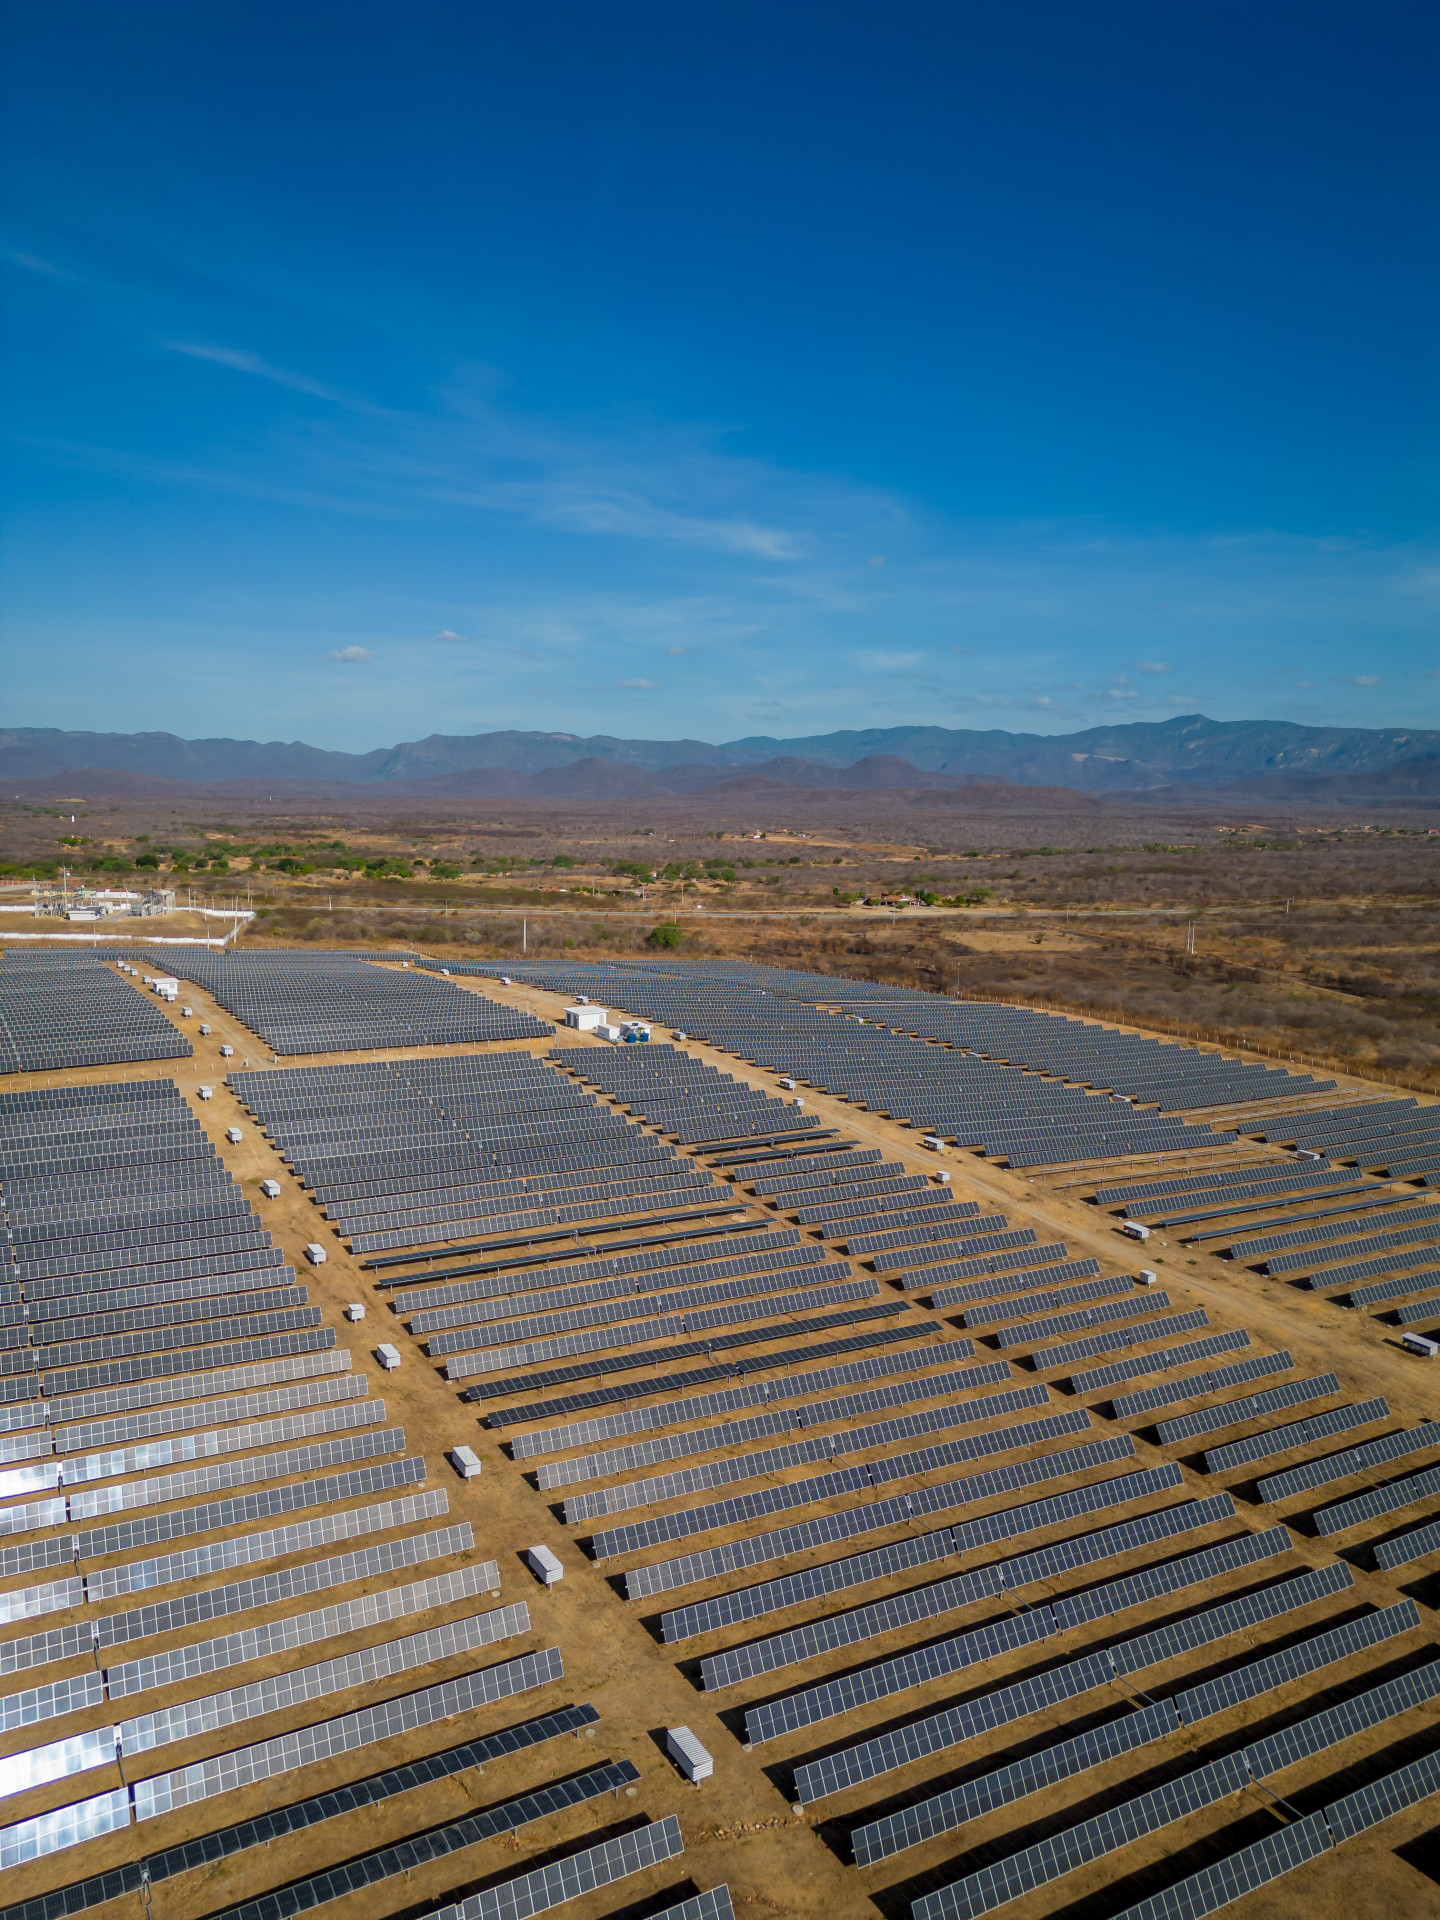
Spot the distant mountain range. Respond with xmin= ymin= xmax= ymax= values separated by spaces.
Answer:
xmin=3 ymin=716 xmax=1437 ymax=800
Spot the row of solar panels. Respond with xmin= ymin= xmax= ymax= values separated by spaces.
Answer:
xmin=0 ymin=954 xmax=192 ymax=1072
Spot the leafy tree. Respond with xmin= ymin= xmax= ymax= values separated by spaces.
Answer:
xmin=647 ymin=922 xmax=683 ymax=949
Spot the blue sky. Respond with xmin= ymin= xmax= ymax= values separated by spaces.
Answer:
xmin=2 ymin=0 xmax=1436 ymax=749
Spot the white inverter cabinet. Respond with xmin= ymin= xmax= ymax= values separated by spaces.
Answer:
xmin=666 ymin=1726 xmax=714 ymax=1783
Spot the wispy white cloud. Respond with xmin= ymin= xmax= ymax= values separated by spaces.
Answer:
xmin=1349 ymin=674 xmax=1382 ymax=686
xmin=1135 ymin=660 xmax=1171 ymax=672
xmin=621 ymin=677 xmax=661 ymax=690
xmin=326 ymin=645 xmax=373 ymax=662
xmin=435 ymin=629 xmax=466 ymax=642
xmin=161 ymin=340 xmax=369 ymax=408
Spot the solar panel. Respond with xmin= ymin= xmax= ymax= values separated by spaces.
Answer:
xmin=415 ymin=1816 xmax=685 ymax=1920
xmin=535 ymin=1363 xmax=1019 ymax=1486
xmin=565 ymin=1390 xmax=1066 ymax=1524
xmin=589 ymin=1418 xmax=1102 ymax=1561
xmin=132 ymin=1645 xmax=565 ymax=1818
xmin=462 ymin=1301 xmax=913 ymax=1400
xmin=68 ymin=1421 xmax=401 ymax=1517
xmin=0 ymin=1703 xmax=596 ymax=1908
xmin=55 ymin=1376 xmax=369 ymax=1458
xmin=665 ymin=1495 xmax=1235 ymax=1643
xmin=90 ymin=1526 xmax=481 ymax=1655
xmin=1029 ymin=1309 xmax=1210 ymax=1373
xmin=430 ymin=1273 xmax=870 ymax=1364
xmin=0 ymin=1790 xmax=131 ymax=1875
xmin=1375 ymin=1516 xmax=1440 ymax=1570
xmin=107 ymin=1565 xmax=505 ymax=1696
xmin=197 ymin=1760 xmax=645 ymax=1920
xmin=1203 ymin=1395 xmax=1386 ymax=1473
xmin=702 ymin=1517 xmax=1277 ymax=1692
xmin=517 ymin=1345 xmax=991 ymax=1460
xmin=115 ymin=1603 xmax=531 ymax=1762
xmin=958 ymin=1274 xmax=1131 ymax=1324
xmin=1107 ymin=1748 xmax=1440 ymax=1920
xmin=1315 ymin=1458 xmax=1440 ymax=1537
xmin=87 ymin=1487 xmax=450 ymax=1600
xmin=851 ymin=1596 xmax=1418 ymax=1865
xmin=1069 ymin=1329 xmax=1251 ymax=1397
xmin=791 ymin=1561 xmax=1350 ymax=1800
xmin=1111 ymin=1351 xmax=1293 ymax=1422
xmin=1258 ymin=1419 xmax=1440 ymax=1504
xmin=1156 ymin=1373 xmax=1339 ymax=1447
xmin=0 ymin=1673 xmax=105 ymax=1734
xmin=488 ymin=1325 xmax=964 ymax=1430
xmin=749 ymin=1554 xmax=1350 ymax=1749
xmin=913 ymin=1660 xmax=1440 ymax=1920
xmin=74 ymin=1452 xmax=425 ymax=1561
xmin=627 ymin=1456 xmax=1171 ymax=1601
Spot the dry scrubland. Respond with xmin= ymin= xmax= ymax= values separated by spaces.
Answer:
xmin=4 ymin=785 xmax=1439 ymax=1089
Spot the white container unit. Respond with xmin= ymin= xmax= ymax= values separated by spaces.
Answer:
xmin=197 ymin=1085 xmax=214 ymax=1101
xmin=666 ymin=1726 xmax=714 ymax=1783
xmin=921 ymin=1134 xmax=946 ymax=1153
xmin=199 ymin=1024 xmax=212 ymax=1036
xmin=260 ymin=1178 xmax=281 ymax=1198
xmin=303 ymin=1243 xmax=327 ymax=1266
xmin=1401 ymin=1332 xmax=1439 ymax=1359
xmin=451 ymin=1446 xmax=482 ymax=1481
xmin=181 ymin=1006 xmax=194 ymax=1018
xmin=1120 ymin=1220 xmax=1151 ymax=1242
xmin=219 ymin=1045 xmax=234 ymax=1059
xmin=225 ymin=1127 xmax=244 ymax=1144
xmin=1137 ymin=1268 xmax=1159 ymax=1287
xmin=527 ymin=1544 xmax=564 ymax=1587
xmin=564 ymin=1005 xmax=607 ymax=1030
xmin=376 ymin=1343 xmax=402 ymax=1372
xmin=594 ymin=1023 xmax=624 ymax=1042
xmin=344 ymin=1302 xmax=366 ymax=1322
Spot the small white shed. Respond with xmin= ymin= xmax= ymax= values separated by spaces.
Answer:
xmin=666 ymin=1726 xmax=714 ymax=1783
xmin=527 ymin=1544 xmax=564 ymax=1587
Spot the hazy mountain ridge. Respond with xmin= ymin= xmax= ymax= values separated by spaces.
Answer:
xmin=3 ymin=716 xmax=1436 ymax=793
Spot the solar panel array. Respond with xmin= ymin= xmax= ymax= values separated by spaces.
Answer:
xmin=749 ymin=1559 xmax=1355 ymax=1747
xmin=136 ymin=948 xmax=552 ymax=1053
xmin=0 ymin=1076 xmax=613 ymax=1920
xmin=0 ymin=947 xmax=1398 ymax=1920
xmin=1204 ymin=1394 xmax=1387 ymax=1473
xmin=912 ymin=1658 xmax=1440 ymax=1918
xmin=1112 ymin=1349 xmax=1295 ymax=1422
xmin=417 ymin=1815 xmax=685 ymax=1920
xmin=625 ymin=1455 xmax=1176 ymax=1599
xmin=704 ymin=1518 xmax=1280 ymax=1693
xmin=1315 ymin=1458 xmax=1440 ymax=1537
xmin=791 ymin=1561 xmax=1355 ymax=1800
xmin=1258 ymin=1418 xmax=1440 ymax=1504
xmin=851 ymin=1596 xmax=1421 ymax=1864
xmin=565 ymin=1392 xmax=1074 ymax=1524
xmin=1107 ymin=1750 xmax=1440 ymax=1920
xmin=0 ymin=1082 xmax=327 ymax=1397
xmin=589 ymin=1420 xmax=1106 ymax=1561
xmin=535 ymin=1361 xmax=1022 ymax=1486
xmin=0 ymin=1704 xmax=600 ymax=1918
xmin=0 ymin=952 xmax=192 ymax=1072
xmin=1156 ymin=1371 xmax=1338 ymax=1445
xmin=664 ymin=1493 xmax=1238 ymax=1643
